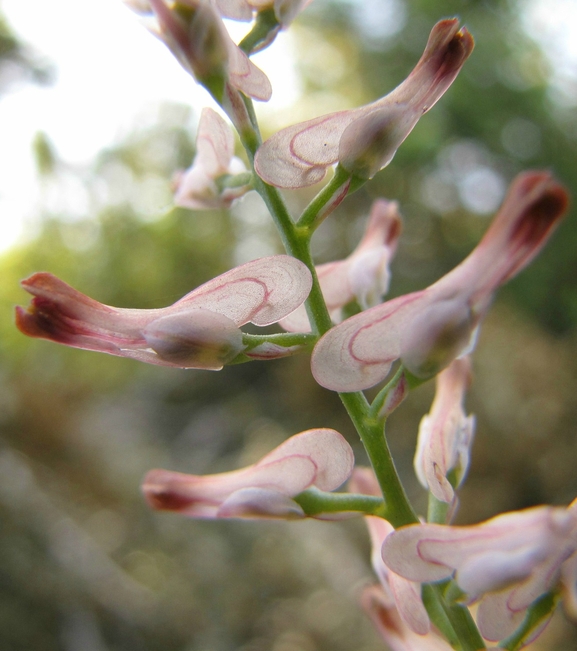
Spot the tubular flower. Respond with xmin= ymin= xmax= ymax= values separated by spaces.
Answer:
xmin=214 ymin=0 xmax=314 ymax=27
xmin=311 ymin=171 xmax=570 ymax=392
xmin=174 ymin=107 xmax=251 ymax=210
xmin=414 ymin=357 xmax=475 ymax=504
xmin=361 ymin=586 xmax=454 ymax=651
xmin=143 ymin=428 xmax=355 ymax=519
xmin=280 ymin=199 xmax=402 ymax=332
xmin=15 ymin=256 xmax=312 ymax=370
xmin=382 ymin=501 xmax=577 ymax=642
xmin=124 ymin=0 xmax=271 ymax=100
xmin=350 ymin=468 xmax=430 ymax=635
xmin=254 ymin=19 xmax=474 ymax=189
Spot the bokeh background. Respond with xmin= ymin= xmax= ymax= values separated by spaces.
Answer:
xmin=1 ymin=0 xmax=577 ymax=649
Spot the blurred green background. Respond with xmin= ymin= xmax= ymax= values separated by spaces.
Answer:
xmin=1 ymin=0 xmax=577 ymax=649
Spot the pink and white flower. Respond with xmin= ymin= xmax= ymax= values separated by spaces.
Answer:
xmin=15 ymin=256 xmax=311 ymax=369
xmin=361 ymin=585 xmax=454 ymax=651
xmin=350 ymin=468 xmax=430 ymax=635
xmin=311 ymin=171 xmax=569 ymax=392
xmin=414 ymin=357 xmax=475 ymax=504
xmin=174 ymin=107 xmax=251 ymax=210
xmin=254 ymin=19 xmax=474 ymax=189
xmin=143 ymin=428 xmax=354 ymax=519
xmin=382 ymin=501 xmax=577 ymax=642
xmin=125 ymin=0 xmax=272 ymax=100
xmin=279 ymin=199 xmax=402 ymax=332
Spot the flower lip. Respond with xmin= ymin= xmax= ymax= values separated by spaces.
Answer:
xmin=508 ymin=172 xmax=569 ymax=253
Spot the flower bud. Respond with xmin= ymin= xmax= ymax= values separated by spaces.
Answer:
xmin=148 ymin=0 xmax=228 ymax=80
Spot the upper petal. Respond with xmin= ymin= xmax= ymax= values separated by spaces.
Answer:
xmin=311 ymin=291 xmax=426 ymax=391
xmin=195 ymin=107 xmax=236 ymax=176
xmin=177 ymin=255 xmax=312 ymax=326
xmin=255 ymin=111 xmax=357 ymax=189
xmin=259 ymin=428 xmax=355 ymax=491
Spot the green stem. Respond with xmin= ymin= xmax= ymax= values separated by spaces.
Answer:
xmin=242 ymin=332 xmax=317 ymax=350
xmin=297 ymin=164 xmax=353 ymax=231
xmin=229 ymin=332 xmax=317 ymax=365
xmin=239 ymin=100 xmax=333 ymax=336
xmin=339 ymin=391 xmax=418 ymax=528
xmin=424 ymin=583 xmax=486 ymax=651
xmin=238 ymin=8 xmax=280 ymax=55
xmin=428 ymin=492 xmax=451 ymax=524
xmin=294 ymin=488 xmax=384 ymax=517
xmin=368 ymin=365 xmax=406 ymax=419
xmin=500 ymin=591 xmax=558 ymax=651
xmin=422 ymin=584 xmax=463 ymax=650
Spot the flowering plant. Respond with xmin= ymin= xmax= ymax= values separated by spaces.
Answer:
xmin=15 ymin=2 xmax=573 ymax=650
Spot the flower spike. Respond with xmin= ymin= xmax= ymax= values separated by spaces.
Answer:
xmin=311 ymin=171 xmax=569 ymax=392
xmin=16 ymin=256 xmax=312 ymax=369
xmin=280 ymin=199 xmax=402 ymax=332
xmin=143 ymin=428 xmax=355 ymax=519
xmin=254 ymin=19 xmax=474 ymax=189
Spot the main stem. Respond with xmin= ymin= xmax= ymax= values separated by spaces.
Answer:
xmin=237 ymin=97 xmax=484 ymax=650
xmin=239 ymin=103 xmax=417 ymax=526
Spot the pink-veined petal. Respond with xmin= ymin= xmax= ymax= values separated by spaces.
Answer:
xmin=361 ymin=585 xmax=453 ymax=651
xmin=261 ymin=428 xmax=354 ymax=491
xmin=225 ymin=36 xmax=272 ymax=100
xmin=142 ymin=456 xmax=318 ymax=517
xmin=174 ymin=108 xmax=252 ymax=209
xmin=382 ymin=507 xmax=577 ymax=601
xmin=349 ymin=468 xmax=430 ymax=635
xmin=197 ymin=107 xmax=236 ymax=176
xmin=142 ymin=428 xmax=354 ymax=520
xmin=179 ymin=255 xmax=312 ymax=326
xmin=16 ymin=256 xmax=312 ymax=367
xmin=136 ymin=0 xmax=272 ymax=100
xmin=414 ymin=358 xmax=475 ymax=503
xmin=254 ymin=19 xmax=473 ymax=188
xmin=311 ymin=291 xmax=426 ymax=391
xmin=388 ymin=571 xmax=430 ymax=636
xmin=311 ymin=172 xmax=569 ymax=392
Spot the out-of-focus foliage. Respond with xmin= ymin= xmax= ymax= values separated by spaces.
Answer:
xmin=0 ymin=10 xmax=52 ymax=95
xmin=1 ymin=1 xmax=577 ymax=650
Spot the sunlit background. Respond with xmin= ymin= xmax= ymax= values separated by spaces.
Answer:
xmin=1 ymin=0 xmax=577 ymax=649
